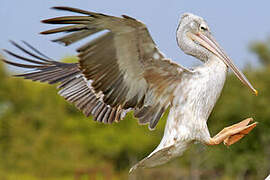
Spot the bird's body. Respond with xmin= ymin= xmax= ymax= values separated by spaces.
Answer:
xmin=161 ymin=56 xmax=227 ymax=148
xmin=1 ymin=7 xmax=257 ymax=172
xmin=131 ymin=56 xmax=228 ymax=170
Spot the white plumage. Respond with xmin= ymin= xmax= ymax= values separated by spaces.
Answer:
xmin=1 ymin=7 xmax=258 ymax=173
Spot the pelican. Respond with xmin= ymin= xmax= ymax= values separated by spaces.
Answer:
xmin=1 ymin=7 xmax=258 ymax=173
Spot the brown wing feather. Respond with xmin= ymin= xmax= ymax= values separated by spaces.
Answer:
xmin=40 ymin=7 xmax=187 ymax=130
xmin=1 ymin=42 xmax=126 ymax=124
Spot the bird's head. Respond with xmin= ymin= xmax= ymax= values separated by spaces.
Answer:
xmin=177 ymin=13 xmax=211 ymax=62
xmin=176 ymin=13 xmax=257 ymax=95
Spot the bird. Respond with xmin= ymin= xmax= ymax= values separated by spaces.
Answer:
xmin=1 ymin=7 xmax=258 ymax=173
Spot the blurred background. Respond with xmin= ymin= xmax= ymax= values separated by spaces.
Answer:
xmin=1 ymin=0 xmax=270 ymax=179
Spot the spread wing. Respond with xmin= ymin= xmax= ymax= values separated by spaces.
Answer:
xmin=1 ymin=41 xmax=127 ymax=123
xmin=2 ymin=7 xmax=192 ymax=130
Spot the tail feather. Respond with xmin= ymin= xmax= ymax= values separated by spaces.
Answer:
xmin=129 ymin=145 xmax=176 ymax=174
xmin=129 ymin=141 xmax=190 ymax=173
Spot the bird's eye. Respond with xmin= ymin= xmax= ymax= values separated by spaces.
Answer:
xmin=200 ymin=25 xmax=207 ymax=31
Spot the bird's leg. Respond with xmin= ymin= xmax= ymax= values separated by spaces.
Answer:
xmin=207 ymin=118 xmax=257 ymax=146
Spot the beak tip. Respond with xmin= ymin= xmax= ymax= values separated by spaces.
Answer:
xmin=254 ymin=89 xmax=258 ymax=96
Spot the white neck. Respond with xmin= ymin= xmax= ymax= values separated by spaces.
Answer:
xmin=185 ymin=55 xmax=228 ymax=121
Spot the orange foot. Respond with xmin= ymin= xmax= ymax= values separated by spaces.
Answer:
xmin=207 ymin=118 xmax=257 ymax=146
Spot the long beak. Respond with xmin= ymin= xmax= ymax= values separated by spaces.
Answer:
xmin=187 ymin=31 xmax=258 ymax=95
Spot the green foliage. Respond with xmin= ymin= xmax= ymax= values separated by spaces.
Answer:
xmin=1 ymin=40 xmax=270 ymax=179
xmin=250 ymin=38 xmax=270 ymax=65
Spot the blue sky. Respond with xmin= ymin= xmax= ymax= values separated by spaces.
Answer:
xmin=0 ymin=0 xmax=269 ymax=68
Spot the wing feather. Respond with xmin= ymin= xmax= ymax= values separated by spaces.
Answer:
xmin=2 ymin=7 xmax=192 ymax=130
xmin=1 ymin=42 xmax=126 ymax=124
xmin=40 ymin=7 xmax=190 ymax=129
